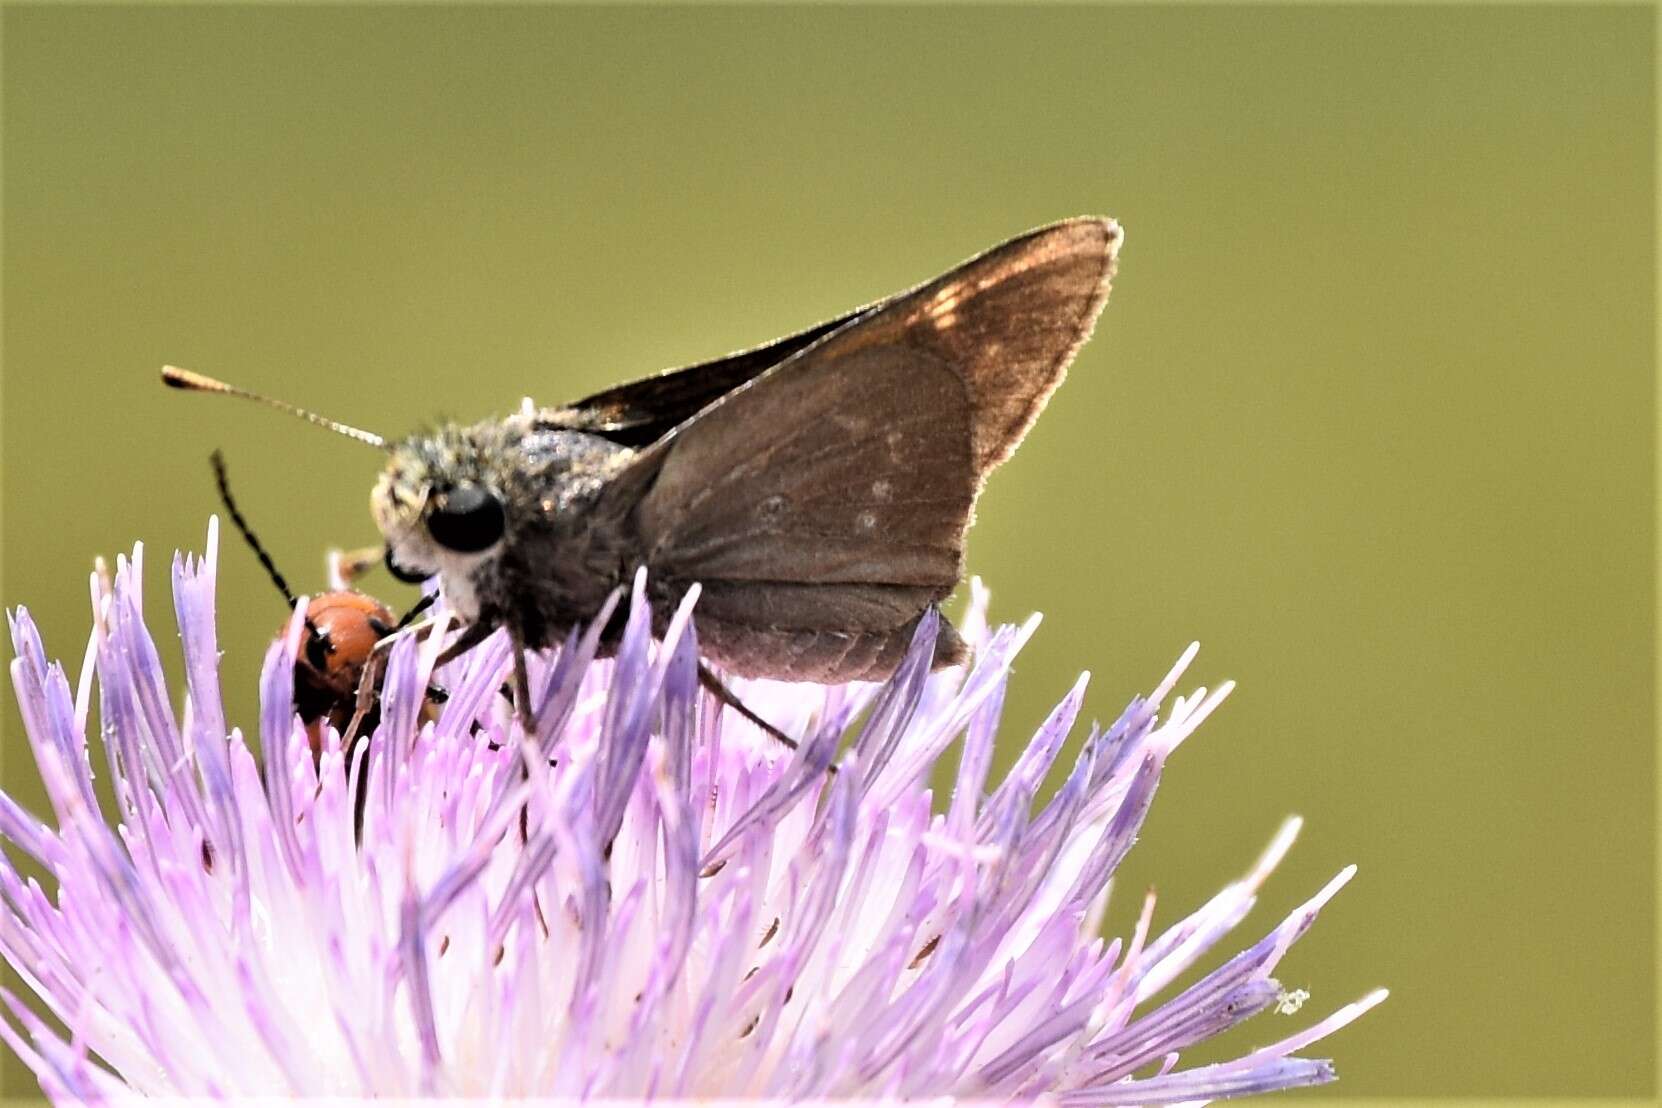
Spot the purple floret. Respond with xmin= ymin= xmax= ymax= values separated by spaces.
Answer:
xmin=0 ymin=521 xmax=1383 ymax=1101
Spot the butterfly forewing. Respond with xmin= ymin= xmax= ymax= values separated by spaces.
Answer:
xmin=636 ymin=342 xmax=974 ymax=585
xmin=544 ymin=218 xmax=1118 ymax=461
xmin=600 ymin=217 xmax=1120 ymax=680
xmin=823 ymin=216 xmax=1121 ymax=477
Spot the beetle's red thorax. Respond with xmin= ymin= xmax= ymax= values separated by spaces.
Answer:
xmin=289 ymin=592 xmax=397 ymax=743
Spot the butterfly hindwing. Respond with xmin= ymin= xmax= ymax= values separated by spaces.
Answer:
xmin=538 ymin=316 xmax=856 ymax=446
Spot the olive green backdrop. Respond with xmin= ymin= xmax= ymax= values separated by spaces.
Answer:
xmin=1 ymin=4 xmax=1654 ymax=1100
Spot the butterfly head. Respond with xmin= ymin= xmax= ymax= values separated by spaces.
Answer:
xmin=374 ymin=425 xmax=513 ymax=618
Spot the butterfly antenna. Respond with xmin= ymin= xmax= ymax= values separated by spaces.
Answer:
xmin=164 ymin=366 xmax=387 ymax=450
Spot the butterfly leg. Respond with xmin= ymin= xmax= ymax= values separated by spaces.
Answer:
xmin=338 ymin=610 xmax=454 ymax=746
xmin=506 ymin=623 xmax=538 ymax=737
xmin=428 ymin=620 xmax=532 ymax=741
xmin=430 ymin=618 xmax=494 ymax=668
xmin=504 ymin=623 xmax=541 ymax=845
xmin=697 ymin=661 xmax=797 ymax=750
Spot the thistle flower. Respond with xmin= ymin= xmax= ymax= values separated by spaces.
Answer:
xmin=0 ymin=522 xmax=1383 ymax=1102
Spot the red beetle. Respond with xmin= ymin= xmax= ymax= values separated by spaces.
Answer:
xmin=212 ymin=452 xmax=438 ymax=755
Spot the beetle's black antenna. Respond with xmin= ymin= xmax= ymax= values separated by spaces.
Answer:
xmin=165 ymin=366 xmax=387 ymax=450
xmin=211 ymin=451 xmax=331 ymax=652
xmin=212 ymin=450 xmax=299 ymax=607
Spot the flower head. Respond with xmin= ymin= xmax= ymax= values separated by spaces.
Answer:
xmin=0 ymin=522 xmax=1383 ymax=1101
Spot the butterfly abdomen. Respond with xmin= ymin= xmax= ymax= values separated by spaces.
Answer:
xmin=656 ymin=577 xmax=966 ymax=682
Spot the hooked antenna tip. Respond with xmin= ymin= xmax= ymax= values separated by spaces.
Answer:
xmin=162 ymin=366 xmax=224 ymax=392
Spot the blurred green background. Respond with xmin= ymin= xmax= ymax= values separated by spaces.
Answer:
xmin=1 ymin=4 xmax=1654 ymax=1099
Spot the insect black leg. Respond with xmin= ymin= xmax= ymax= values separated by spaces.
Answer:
xmin=506 ymin=623 xmax=537 ymax=737
xmin=697 ymin=662 xmax=798 ymax=750
xmin=505 ymin=623 xmax=539 ymax=845
xmin=338 ymin=614 xmax=445 ymax=746
xmin=431 ymin=620 xmax=498 ymax=670
xmin=393 ymin=592 xmax=437 ymax=632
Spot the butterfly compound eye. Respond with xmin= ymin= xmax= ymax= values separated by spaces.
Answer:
xmin=427 ymin=484 xmax=506 ymax=553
